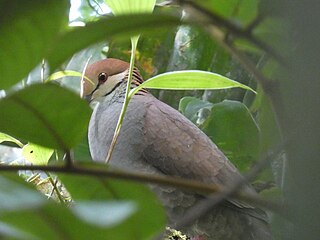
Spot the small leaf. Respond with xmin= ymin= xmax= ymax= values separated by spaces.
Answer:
xmin=0 ymin=83 xmax=91 ymax=150
xmin=130 ymin=70 xmax=256 ymax=97
xmin=105 ymin=0 xmax=156 ymax=15
xmin=0 ymin=132 xmax=23 ymax=148
xmin=22 ymin=143 xmax=54 ymax=165
xmin=179 ymin=97 xmax=213 ymax=123
xmin=72 ymin=201 xmax=137 ymax=227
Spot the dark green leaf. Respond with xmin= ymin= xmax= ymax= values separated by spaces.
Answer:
xmin=202 ymin=100 xmax=260 ymax=171
xmin=0 ymin=0 xmax=69 ymax=89
xmin=179 ymin=97 xmax=213 ymax=123
xmin=0 ymin=84 xmax=91 ymax=150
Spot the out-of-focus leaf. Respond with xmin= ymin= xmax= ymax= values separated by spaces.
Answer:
xmin=59 ymin=171 xmax=165 ymax=239
xmin=0 ymin=174 xmax=45 ymax=211
xmin=46 ymin=70 xmax=93 ymax=85
xmin=130 ymin=70 xmax=255 ymax=97
xmin=0 ymin=221 xmax=34 ymax=240
xmin=105 ymin=0 xmax=156 ymax=15
xmin=202 ymin=100 xmax=260 ymax=171
xmin=0 ymin=132 xmax=23 ymax=148
xmin=197 ymin=0 xmax=259 ymax=26
xmin=22 ymin=143 xmax=54 ymax=165
xmin=0 ymin=173 xmax=160 ymax=240
xmin=47 ymin=14 xmax=181 ymax=71
xmin=72 ymin=201 xmax=137 ymax=227
xmin=0 ymin=0 xmax=68 ymax=89
xmin=0 ymin=84 xmax=91 ymax=150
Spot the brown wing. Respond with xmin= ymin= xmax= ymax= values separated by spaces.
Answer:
xmin=142 ymin=95 xmax=257 ymax=197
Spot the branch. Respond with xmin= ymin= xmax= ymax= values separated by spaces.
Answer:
xmin=0 ymin=162 xmax=281 ymax=212
xmin=178 ymin=0 xmax=287 ymax=66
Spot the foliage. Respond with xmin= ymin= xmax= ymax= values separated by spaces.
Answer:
xmin=0 ymin=0 xmax=318 ymax=240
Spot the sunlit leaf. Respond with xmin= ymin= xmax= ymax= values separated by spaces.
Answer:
xmin=105 ymin=0 xmax=156 ymax=15
xmin=130 ymin=70 xmax=256 ymax=97
xmin=0 ymin=132 xmax=23 ymax=148
xmin=0 ymin=84 xmax=91 ymax=150
xmin=22 ymin=143 xmax=54 ymax=165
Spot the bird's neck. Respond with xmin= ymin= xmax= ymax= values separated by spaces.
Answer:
xmin=101 ymin=68 xmax=147 ymax=105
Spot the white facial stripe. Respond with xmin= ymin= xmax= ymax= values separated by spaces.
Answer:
xmin=91 ymin=70 xmax=127 ymax=101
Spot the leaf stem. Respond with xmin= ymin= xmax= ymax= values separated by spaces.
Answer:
xmin=105 ymin=36 xmax=139 ymax=163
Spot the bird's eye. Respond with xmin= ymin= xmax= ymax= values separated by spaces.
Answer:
xmin=98 ymin=72 xmax=108 ymax=84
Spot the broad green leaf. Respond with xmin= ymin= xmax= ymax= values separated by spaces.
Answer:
xmin=0 ymin=0 xmax=68 ymax=89
xmin=202 ymin=100 xmax=260 ymax=172
xmin=59 ymin=171 xmax=165 ymax=239
xmin=22 ymin=143 xmax=54 ymax=165
xmin=46 ymin=70 xmax=93 ymax=85
xmin=105 ymin=0 xmax=156 ymax=15
xmin=47 ymin=14 xmax=181 ymax=71
xmin=0 ymin=84 xmax=91 ymax=150
xmin=0 ymin=132 xmax=23 ymax=148
xmin=0 ymin=174 xmax=156 ymax=240
xmin=129 ymin=70 xmax=256 ymax=97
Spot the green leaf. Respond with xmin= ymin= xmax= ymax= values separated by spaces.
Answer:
xmin=179 ymin=97 xmax=213 ymax=123
xmin=105 ymin=0 xmax=156 ymax=15
xmin=202 ymin=100 xmax=260 ymax=172
xmin=0 ymin=174 xmax=154 ymax=240
xmin=22 ymin=143 xmax=54 ymax=165
xmin=46 ymin=70 xmax=93 ymax=85
xmin=0 ymin=132 xmax=23 ymax=148
xmin=0 ymin=174 xmax=45 ymax=211
xmin=0 ymin=0 xmax=69 ymax=89
xmin=0 ymin=83 xmax=91 ymax=150
xmin=130 ymin=70 xmax=256 ymax=97
xmin=47 ymin=14 xmax=181 ymax=71
xmin=59 ymin=171 xmax=165 ymax=239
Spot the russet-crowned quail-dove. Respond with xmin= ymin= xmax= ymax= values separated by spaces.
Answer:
xmin=82 ymin=58 xmax=273 ymax=240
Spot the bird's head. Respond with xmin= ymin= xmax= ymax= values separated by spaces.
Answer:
xmin=82 ymin=58 xmax=144 ymax=103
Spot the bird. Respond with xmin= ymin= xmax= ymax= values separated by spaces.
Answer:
xmin=82 ymin=58 xmax=273 ymax=240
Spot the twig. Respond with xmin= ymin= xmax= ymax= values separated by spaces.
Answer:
xmin=174 ymin=140 xmax=287 ymax=230
xmin=0 ymin=162 xmax=281 ymax=212
xmin=178 ymin=0 xmax=287 ymax=66
xmin=64 ymin=151 xmax=73 ymax=169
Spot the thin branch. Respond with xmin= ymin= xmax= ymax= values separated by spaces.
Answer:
xmin=0 ymin=163 xmax=281 ymax=212
xmin=64 ymin=151 xmax=73 ymax=169
xmin=174 ymin=140 xmax=288 ymax=230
